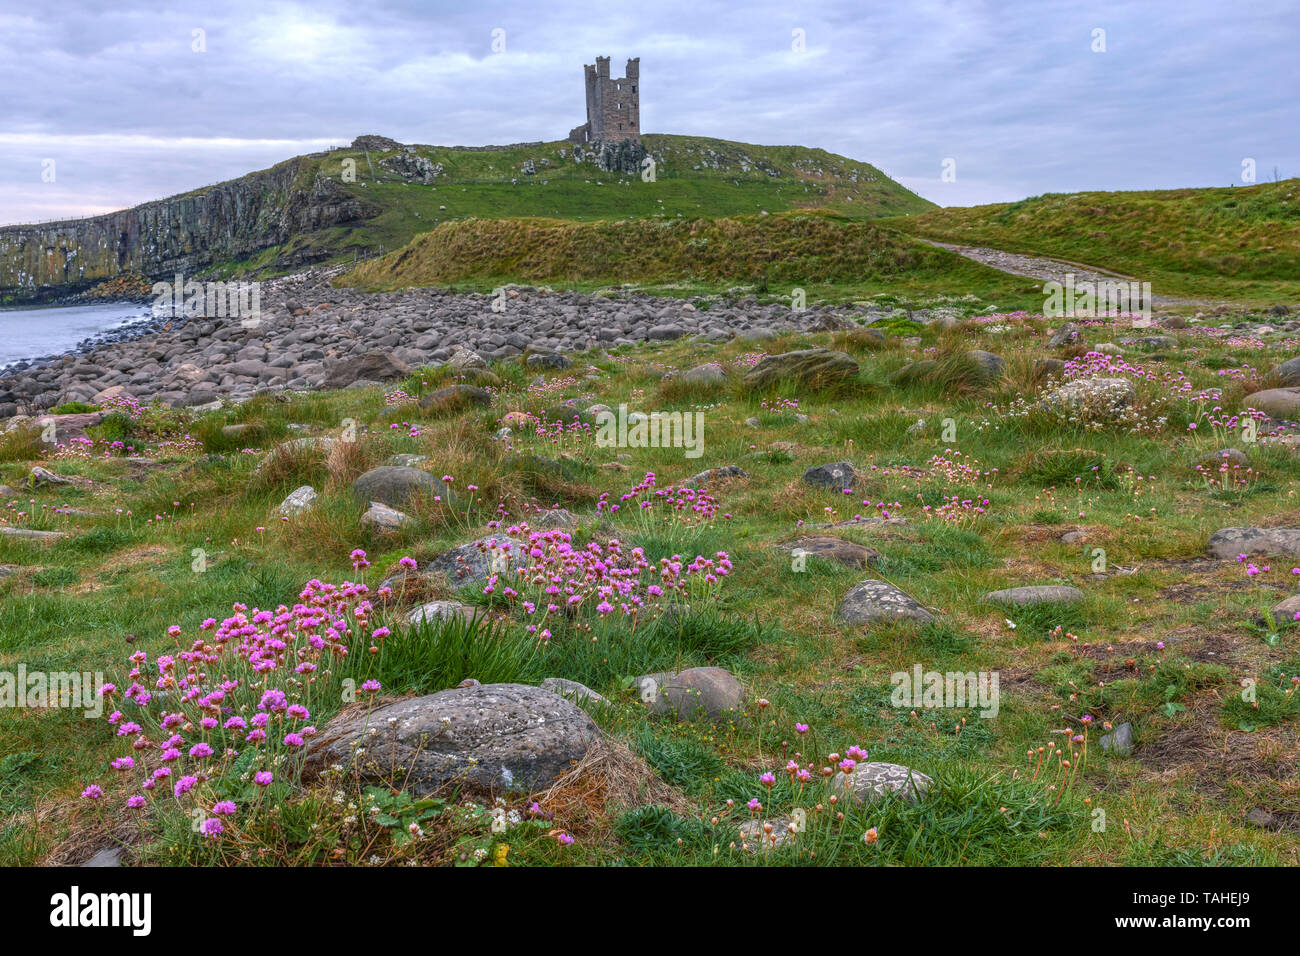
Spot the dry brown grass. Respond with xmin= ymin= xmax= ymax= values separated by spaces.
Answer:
xmin=535 ymin=735 xmax=696 ymax=842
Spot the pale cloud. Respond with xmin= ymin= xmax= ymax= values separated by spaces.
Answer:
xmin=0 ymin=0 xmax=1295 ymax=223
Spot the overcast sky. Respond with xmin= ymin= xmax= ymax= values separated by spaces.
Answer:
xmin=1 ymin=0 xmax=1295 ymax=225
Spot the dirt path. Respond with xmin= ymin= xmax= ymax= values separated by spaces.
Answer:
xmin=920 ymin=239 xmax=1219 ymax=307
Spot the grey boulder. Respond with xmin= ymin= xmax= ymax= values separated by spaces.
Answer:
xmin=636 ymin=666 xmax=745 ymax=721
xmin=803 ymin=461 xmax=857 ymax=490
xmin=982 ymin=585 xmax=1084 ymax=606
xmin=304 ymin=683 xmax=601 ymax=795
xmin=1208 ymin=526 xmax=1300 ymax=559
xmin=829 ymin=762 xmax=933 ymax=804
xmin=838 ymin=580 xmax=936 ymax=625
xmin=352 ymin=466 xmax=449 ymax=509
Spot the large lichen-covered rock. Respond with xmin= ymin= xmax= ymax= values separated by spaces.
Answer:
xmin=1037 ymin=377 xmax=1137 ymax=423
xmin=966 ymin=349 xmax=1005 ymax=382
xmin=838 ymin=580 xmax=936 ymax=625
xmin=278 ymin=485 xmax=318 ymax=516
xmin=829 ymin=762 xmax=933 ymax=804
xmin=742 ymin=348 xmax=859 ymax=391
xmin=303 ymin=683 xmax=601 ymax=795
xmin=428 ymin=535 xmax=527 ymax=588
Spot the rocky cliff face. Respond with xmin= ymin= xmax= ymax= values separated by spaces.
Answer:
xmin=0 ymin=157 xmax=377 ymax=303
xmin=573 ymin=139 xmax=648 ymax=175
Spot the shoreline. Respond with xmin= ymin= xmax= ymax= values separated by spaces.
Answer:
xmin=0 ymin=268 xmax=870 ymax=417
xmin=0 ymin=300 xmax=182 ymax=375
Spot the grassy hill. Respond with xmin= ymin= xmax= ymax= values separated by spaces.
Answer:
xmin=225 ymin=134 xmax=937 ymax=276
xmin=337 ymin=212 xmax=1040 ymax=309
xmin=887 ymin=179 xmax=1300 ymax=303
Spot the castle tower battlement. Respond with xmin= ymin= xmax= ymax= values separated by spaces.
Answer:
xmin=569 ymin=56 xmax=640 ymax=145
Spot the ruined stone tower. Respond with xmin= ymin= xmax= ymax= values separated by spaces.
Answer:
xmin=569 ymin=56 xmax=640 ymax=145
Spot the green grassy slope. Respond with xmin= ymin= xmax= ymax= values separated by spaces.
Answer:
xmin=336 ymin=212 xmax=1040 ymax=309
xmin=885 ymin=179 xmax=1300 ymax=302
xmin=225 ymin=134 xmax=936 ymax=275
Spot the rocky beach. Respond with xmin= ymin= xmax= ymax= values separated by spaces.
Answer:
xmin=0 ymin=268 xmax=898 ymax=417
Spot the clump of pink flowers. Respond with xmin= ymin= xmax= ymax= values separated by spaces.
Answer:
xmin=79 ymin=562 xmax=384 ymax=836
xmin=479 ymin=524 xmax=733 ymax=637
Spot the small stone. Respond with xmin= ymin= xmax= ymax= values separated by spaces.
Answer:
xmin=525 ymin=351 xmax=572 ymax=371
xmin=741 ymin=348 xmax=859 ymax=391
xmin=1244 ymin=807 xmax=1280 ymax=830
xmin=28 ymin=466 xmax=71 ymax=487
xmin=418 ymin=384 xmax=491 ymax=415
xmin=446 ymin=348 xmax=487 ymax=371
xmin=1038 ymin=377 xmax=1137 ymax=423
xmin=0 ymin=527 xmax=67 ymax=543
xmin=531 ymin=508 xmax=579 ymax=530
xmin=738 ymin=817 xmax=794 ymax=851
xmin=782 ymin=536 xmax=879 ymax=569
xmin=982 ymin=585 xmax=1084 ymax=606
xmin=678 ymin=363 xmax=728 ymax=386
xmin=81 ymin=847 xmax=124 ymax=867
xmin=1099 ymin=721 xmax=1133 ymax=755
xmin=803 ymin=461 xmax=857 ymax=490
xmin=429 ymin=535 xmax=525 ymax=588
xmin=360 ymin=501 xmax=412 ymax=533
xmin=278 ymin=485 xmax=317 ymax=516
xmin=1271 ymin=594 xmax=1300 ymax=622
xmin=1244 ymin=387 xmax=1300 ymax=420
xmin=1268 ymin=356 xmax=1300 ymax=387
xmin=406 ymin=601 xmax=478 ymax=626
xmin=540 ymin=677 xmax=608 ymax=706
xmin=965 ymin=349 xmax=1004 ymax=382
xmin=686 ymin=465 xmax=748 ymax=487
xmin=1047 ymin=322 xmax=1079 ymax=347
